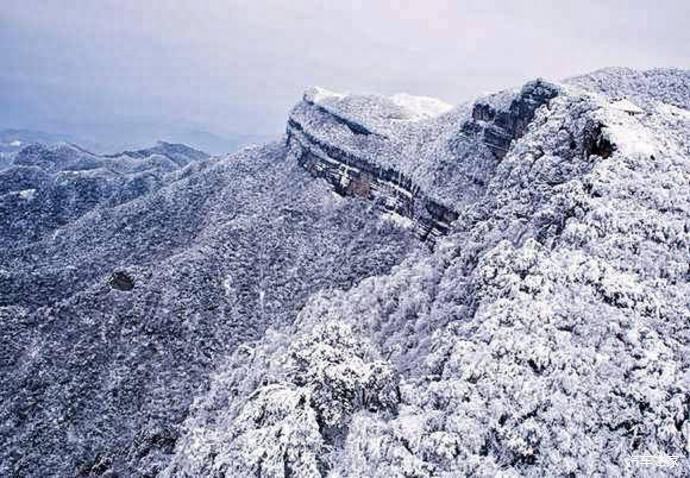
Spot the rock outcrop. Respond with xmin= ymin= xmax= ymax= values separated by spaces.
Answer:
xmin=286 ymin=81 xmax=560 ymax=242
xmin=460 ymin=79 xmax=560 ymax=159
xmin=287 ymin=117 xmax=457 ymax=240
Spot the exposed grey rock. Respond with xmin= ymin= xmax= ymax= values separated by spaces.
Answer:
xmin=286 ymin=117 xmax=457 ymax=241
xmin=583 ymin=120 xmax=616 ymax=159
xmin=109 ymin=271 xmax=135 ymax=291
xmin=460 ymin=79 xmax=560 ymax=159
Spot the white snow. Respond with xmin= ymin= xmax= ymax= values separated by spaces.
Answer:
xmin=606 ymin=120 xmax=657 ymax=157
xmin=18 ymin=188 xmax=36 ymax=200
xmin=222 ymin=275 xmax=233 ymax=297
xmin=596 ymin=99 xmax=658 ymax=158
xmin=382 ymin=211 xmax=414 ymax=229
xmin=390 ymin=93 xmax=453 ymax=120
xmin=610 ymin=98 xmax=644 ymax=115
xmin=303 ymin=86 xmax=345 ymax=104
xmin=657 ymin=102 xmax=690 ymax=119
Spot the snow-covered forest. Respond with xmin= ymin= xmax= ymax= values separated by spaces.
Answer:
xmin=1 ymin=67 xmax=689 ymax=477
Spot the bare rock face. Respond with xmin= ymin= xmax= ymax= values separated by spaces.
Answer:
xmin=286 ymin=90 xmax=462 ymax=242
xmin=461 ymin=79 xmax=560 ymax=159
xmin=109 ymin=271 xmax=135 ymax=291
xmin=583 ymin=121 xmax=616 ymax=158
xmin=286 ymin=81 xmax=561 ymax=244
xmin=286 ymin=118 xmax=458 ymax=241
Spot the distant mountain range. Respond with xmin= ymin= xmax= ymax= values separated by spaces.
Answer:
xmin=0 ymin=129 xmax=79 ymax=153
xmin=0 ymin=127 xmax=273 ymax=156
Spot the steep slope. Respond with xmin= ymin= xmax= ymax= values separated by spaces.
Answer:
xmin=0 ymin=143 xmax=417 ymax=477
xmin=165 ymin=69 xmax=690 ymax=477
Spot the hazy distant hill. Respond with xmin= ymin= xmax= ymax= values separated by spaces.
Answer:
xmin=0 ymin=128 xmax=78 ymax=153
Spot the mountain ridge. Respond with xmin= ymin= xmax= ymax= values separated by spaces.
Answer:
xmin=165 ymin=68 xmax=690 ymax=477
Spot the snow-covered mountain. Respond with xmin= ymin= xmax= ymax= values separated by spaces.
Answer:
xmin=0 ymin=129 xmax=78 ymax=153
xmin=0 ymin=138 xmax=416 ymax=477
xmin=2 ymin=67 xmax=689 ymax=477
xmin=0 ymin=141 xmax=210 ymax=248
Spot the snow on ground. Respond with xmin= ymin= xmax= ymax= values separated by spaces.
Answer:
xmin=17 ymin=188 xmax=36 ymax=200
xmin=390 ymin=93 xmax=453 ymax=120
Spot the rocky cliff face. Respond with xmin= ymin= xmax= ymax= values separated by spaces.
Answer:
xmin=460 ymin=79 xmax=560 ymax=159
xmin=285 ymin=80 xmax=561 ymax=242
xmin=287 ymin=117 xmax=457 ymax=240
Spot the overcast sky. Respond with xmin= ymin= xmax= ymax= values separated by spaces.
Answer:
xmin=2 ymin=0 xmax=689 ymax=152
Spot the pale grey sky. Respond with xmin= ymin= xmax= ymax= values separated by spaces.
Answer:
xmin=1 ymin=0 xmax=689 ymax=152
